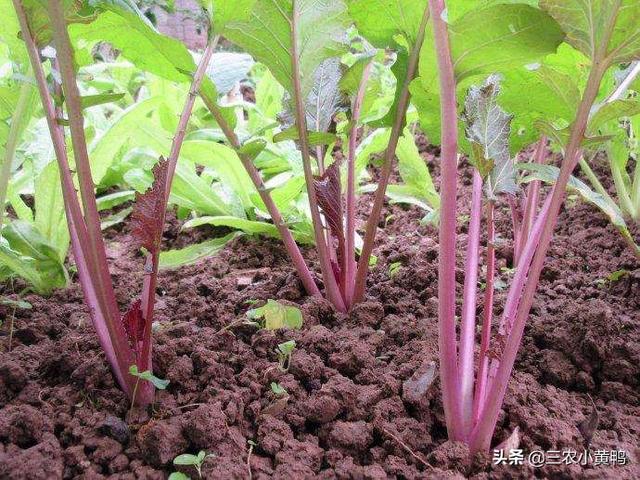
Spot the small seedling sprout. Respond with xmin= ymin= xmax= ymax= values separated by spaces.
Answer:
xmin=276 ymin=340 xmax=296 ymax=372
xmin=173 ymin=450 xmax=211 ymax=479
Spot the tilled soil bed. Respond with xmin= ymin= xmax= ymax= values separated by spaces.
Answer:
xmin=1 ymin=160 xmax=639 ymax=479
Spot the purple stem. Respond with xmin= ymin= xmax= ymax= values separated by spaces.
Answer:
xmin=459 ymin=170 xmax=483 ymax=437
xmin=517 ymin=136 xmax=547 ymax=265
xmin=351 ymin=4 xmax=431 ymax=305
xmin=199 ymin=90 xmax=320 ymax=299
xmin=429 ymin=0 xmax=464 ymax=441
xmin=345 ymin=61 xmax=372 ymax=307
xmin=472 ymin=199 xmax=496 ymax=423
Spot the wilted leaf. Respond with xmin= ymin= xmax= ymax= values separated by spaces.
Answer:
xmin=463 ymin=75 xmax=516 ymax=198
xmin=131 ymin=159 xmax=168 ymax=254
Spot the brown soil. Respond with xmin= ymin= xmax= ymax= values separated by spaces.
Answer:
xmin=1 ymin=151 xmax=639 ymax=479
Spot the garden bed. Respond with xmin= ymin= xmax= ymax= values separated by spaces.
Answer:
xmin=1 ymin=159 xmax=639 ymax=479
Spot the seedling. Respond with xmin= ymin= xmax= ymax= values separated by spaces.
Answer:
xmin=0 ymin=297 xmax=31 ymax=351
xmin=276 ymin=340 xmax=296 ymax=372
xmin=270 ymin=382 xmax=288 ymax=397
xmin=388 ymin=262 xmax=402 ymax=278
xmin=247 ymin=440 xmax=257 ymax=480
xmin=246 ymin=300 xmax=303 ymax=330
xmin=173 ymin=450 xmax=212 ymax=479
xmin=128 ymin=365 xmax=169 ymax=417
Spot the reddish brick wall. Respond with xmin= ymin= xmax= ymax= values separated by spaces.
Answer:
xmin=154 ymin=0 xmax=207 ymax=50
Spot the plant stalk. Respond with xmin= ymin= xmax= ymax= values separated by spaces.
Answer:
xmin=199 ymin=90 xmax=320 ymax=298
xmin=351 ymin=4 xmax=431 ymax=305
xmin=345 ymin=61 xmax=372 ymax=306
xmin=459 ymin=170 xmax=483 ymax=437
xmin=472 ymin=199 xmax=496 ymax=423
xmin=428 ymin=0 xmax=464 ymax=441
xmin=290 ymin=0 xmax=346 ymax=312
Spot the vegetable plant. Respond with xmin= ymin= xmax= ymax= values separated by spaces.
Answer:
xmin=426 ymin=0 xmax=640 ymax=453
xmin=207 ymin=0 xmax=433 ymax=311
xmin=10 ymin=0 xmax=218 ymax=405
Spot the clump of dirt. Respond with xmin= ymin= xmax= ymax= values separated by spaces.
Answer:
xmin=1 ymin=156 xmax=639 ymax=479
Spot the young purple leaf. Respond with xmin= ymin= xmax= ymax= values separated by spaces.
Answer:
xmin=121 ymin=299 xmax=144 ymax=355
xmin=313 ymin=161 xmax=345 ymax=281
xmin=131 ymin=158 xmax=169 ymax=255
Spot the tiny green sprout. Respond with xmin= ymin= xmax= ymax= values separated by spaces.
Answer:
xmin=168 ymin=473 xmax=190 ymax=480
xmin=270 ymin=382 xmax=288 ymax=396
xmin=128 ymin=365 xmax=170 ymax=415
xmin=368 ymin=255 xmax=378 ymax=267
xmin=276 ymin=340 xmax=296 ymax=371
xmin=246 ymin=300 xmax=303 ymax=330
xmin=129 ymin=365 xmax=170 ymax=390
xmin=173 ymin=450 xmax=211 ymax=479
xmin=389 ymin=261 xmax=402 ymax=278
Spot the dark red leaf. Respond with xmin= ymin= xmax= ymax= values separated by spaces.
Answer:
xmin=131 ymin=158 xmax=168 ymax=254
xmin=121 ymin=299 xmax=144 ymax=355
xmin=313 ymin=161 xmax=345 ymax=275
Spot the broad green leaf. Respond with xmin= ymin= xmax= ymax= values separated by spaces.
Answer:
xmin=181 ymin=140 xmax=255 ymax=210
xmin=449 ymin=4 xmax=564 ymax=81
xmin=159 ymin=232 xmax=241 ymax=269
xmin=183 ymin=215 xmax=280 ymax=238
xmin=96 ymin=190 xmax=136 ymax=211
xmin=100 ymin=206 xmax=132 ymax=231
xmin=463 ymin=75 xmax=516 ymax=198
xmin=395 ymin=131 xmax=439 ymax=209
xmin=246 ymin=299 xmax=304 ymax=330
xmin=168 ymin=473 xmax=190 ymax=480
xmin=171 ymin=161 xmax=239 ymax=216
xmin=250 ymin=175 xmax=305 ymax=216
xmin=540 ymin=0 xmax=640 ymax=64
xmin=347 ymin=0 xmax=428 ymax=127
xmin=34 ymin=161 xmax=69 ymax=261
xmin=70 ymin=6 xmax=194 ymax=83
xmin=214 ymin=0 xmax=350 ymax=99
xmin=0 ymin=298 xmax=32 ymax=309
xmin=173 ymin=454 xmax=200 ymax=466
xmin=589 ymin=99 xmax=640 ymax=134
xmin=89 ymin=97 xmax=167 ymax=183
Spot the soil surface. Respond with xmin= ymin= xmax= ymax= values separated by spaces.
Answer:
xmin=1 ymin=150 xmax=639 ymax=479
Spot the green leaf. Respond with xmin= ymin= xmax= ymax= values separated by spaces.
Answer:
xmin=277 ymin=339 xmax=296 ymax=355
xmin=168 ymin=473 xmax=190 ymax=480
xmin=589 ymin=99 xmax=640 ymax=134
xmin=273 ymin=127 xmax=337 ymax=146
xmin=448 ymin=4 xmax=564 ymax=81
xmin=34 ymin=162 xmax=69 ymax=261
xmin=463 ymin=75 xmax=516 ymax=198
xmin=70 ymin=5 xmax=195 ymax=83
xmin=0 ymin=298 xmax=32 ymax=309
xmin=181 ymin=140 xmax=256 ymax=210
xmin=246 ymin=299 xmax=304 ymax=330
xmin=129 ymin=365 xmax=170 ymax=389
xmin=159 ymin=232 xmax=241 ymax=269
xmin=214 ymin=0 xmax=350 ymax=99
xmin=173 ymin=454 xmax=199 ymax=466
xmin=282 ymin=58 xmax=345 ymax=134
xmin=395 ymin=130 xmax=439 ymax=209
xmin=238 ymin=139 xmax=267 ymax=162
xmin=540 ymin=0 xmax=640 ymax=64
xmin=89 ymin=97 xmax=167 ymax=184
xmin=96 ymin=190 xmax=136 ymax=211
xmin=270 ymin=381 xmax=288 ymax=396
xmin=519 ymin=162 xmax=631 ymax=235
xmin=100 ymin=207 xmax=133 ymax=231
xmin=183 ymin=215 xmax=283 ymax=238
